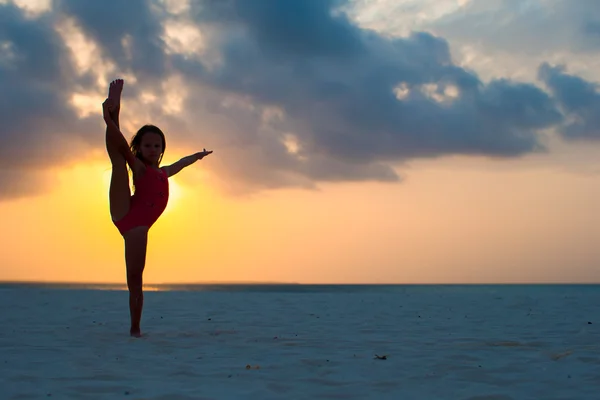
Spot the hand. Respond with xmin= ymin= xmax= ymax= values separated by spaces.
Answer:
xmin=197 ymin=148 xmax=213 ymax=160
xmin=102 ymin=98 xmax=115 ymax=121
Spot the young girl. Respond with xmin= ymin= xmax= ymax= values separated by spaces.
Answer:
xmin=103 ymin=78 xmax=212 ymax=337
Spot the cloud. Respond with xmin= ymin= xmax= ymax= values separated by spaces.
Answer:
xmin=0 ymin=168 xmax=52 ymax=200
xmin=179 ymin=1 xmax=562 ymax=167
xmin=55 ymin=0 xmax=167 ymax=81
xmin=0 ymin=3 xmax=83 ymax=168
xmin=584 ymin=20 xmax=600 ymax=45
xmin=345 ymin=1 xmax=600 ymax=84
xmin=426 ymin=0 xmax=600 ymax=54
xmin=539 ymin=63 xmax=600 ymax=140
xmin=0 ymin=0 xmax=598 ymax=199
xmin=428 ymin=0 xmax=600 ymax=83
xmin=213 ymin=0 xmax=364 ymax=58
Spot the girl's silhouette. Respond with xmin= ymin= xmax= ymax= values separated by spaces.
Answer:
xmin=103 ymin=78 xmax=212 ymax=337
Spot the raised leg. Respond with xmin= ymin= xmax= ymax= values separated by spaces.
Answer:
xmin=105 ymin=79 xmax=130 ymax=222
xmin=124 ymin=226 xmax=149 ymax=337
xmin=108 ymin=79 xmax=123 ymax=128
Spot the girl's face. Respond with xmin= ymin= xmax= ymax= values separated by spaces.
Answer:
xmin=139 ymin=132 xmax=163 ymax=164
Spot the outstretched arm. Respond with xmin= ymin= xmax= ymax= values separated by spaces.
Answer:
xmin=162 ymin=149 xmax=213 ymax=177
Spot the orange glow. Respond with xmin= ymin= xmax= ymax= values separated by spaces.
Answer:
xmin=1 ymin=154 xmax=600 ymax=285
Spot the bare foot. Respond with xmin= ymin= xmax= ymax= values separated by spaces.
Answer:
xmin=130 ymin=327 xmax=142 ymax=338
xmin=108 ymin=79 xmax=124 ymax=113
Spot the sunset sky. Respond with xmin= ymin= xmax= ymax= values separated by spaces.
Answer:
xmin=1 ymin=0 xmax=600 ymax=284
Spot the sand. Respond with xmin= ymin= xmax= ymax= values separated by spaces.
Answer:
xmin=1 ymin=284 xmax=599 ymax=399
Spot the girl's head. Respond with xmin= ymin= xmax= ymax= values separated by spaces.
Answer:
xmin=130 ymin=124 xmax=166 ymax=165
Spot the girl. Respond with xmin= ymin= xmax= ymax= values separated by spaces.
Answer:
xmin=103 ymin=78 xmax=212 ymax=337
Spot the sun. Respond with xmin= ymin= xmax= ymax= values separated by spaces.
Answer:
xmin=164 ymin=176 xmax=183 ymax=214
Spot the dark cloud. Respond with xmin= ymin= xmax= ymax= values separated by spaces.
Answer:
xmin=539 ymin=63 xmax=600 ymax=140
xmin=584 ymin=20 xmax=600 ymax=47
xmin=0 ymin=3 xmax=81 ymax=169
xmin=0 ymin=0 xmax=175 ymax=202
xmin=1 ymin=0 xmax=599 ymax=199
xmin=584 ymin=20 xmax=600 ymax=34
xmin=180 ymin=1 xmax=562 ymax=173
xmin=0 ymin=5 xmax=62 ymax=82
xmin=55 ymin=0 xmax=167 ymax=81
xmin=231 ymin=0 xmax=363 ymax=58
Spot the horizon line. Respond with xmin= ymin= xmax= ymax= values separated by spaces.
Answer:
xmin=1 ymin=280 xmax=599 ymax=286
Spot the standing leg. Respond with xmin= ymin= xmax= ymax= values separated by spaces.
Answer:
xmin=124 ymin=226 xmax=149 ymax=337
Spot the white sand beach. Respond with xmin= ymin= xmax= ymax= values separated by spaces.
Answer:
xmin=1 ymin=284 xmax=599 ymax=399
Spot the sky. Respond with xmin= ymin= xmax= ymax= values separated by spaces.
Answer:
xmin=1 ymin=0 xmax=600 ymax=284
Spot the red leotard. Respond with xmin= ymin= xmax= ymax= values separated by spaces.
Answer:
xmin=113 ymin=166 xmax=169 ymax=235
